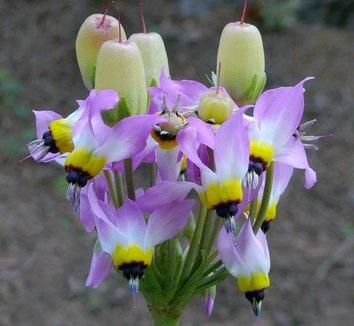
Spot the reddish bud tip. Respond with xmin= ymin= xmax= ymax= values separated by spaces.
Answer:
xmin=99 ymin=1 xmax=114 ymax=27
xmin=139 ymin=2 xmax=147 ymax=34
xmin=240 ymin=0 xmax=248 ymax=24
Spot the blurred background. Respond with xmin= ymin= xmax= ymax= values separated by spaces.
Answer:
xmin=0 ymin=0 xmax=353 ymax=325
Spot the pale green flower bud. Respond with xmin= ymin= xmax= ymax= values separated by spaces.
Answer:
xmin=198 ymin=89 xmax=234 ymax=124
xmin=95 ymin=40 xmax=148 ymax=115
xmin=75 ymin=14 xmax=127 ymax=90
xmin=217 ymin=22 xmax=266 ymax=105
xmin=129 ymin=32 xmax=169 ymax=87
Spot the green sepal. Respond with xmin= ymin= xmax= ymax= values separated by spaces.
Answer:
xmin=150 ymin=78 xmax=158 ymax=87
xmin=240 ymin=72 xmax=267 ymax=104
xmin=101 ymin=97 xmax=131 ymax=127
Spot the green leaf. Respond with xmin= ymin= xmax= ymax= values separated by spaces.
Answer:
xmin=101 ymin=97 xmax=131 ymax=127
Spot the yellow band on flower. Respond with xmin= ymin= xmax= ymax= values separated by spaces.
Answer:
xmin=65 ymin=148 xmax=107 ymax=178
xmin=244 ymin=201 xmax=277 ymax=222
xmin=237 ymin=273 xmax=270 ymax=292
xmin=200 ymin=178 xmax=243 ymax=209
xmin=112 ymin=244 xmax=153 ymax=269
xmin=250 ymin=141 xmax=274 ymax=168
xmin=151 ymin=129 xmax=178 ymax=150
xmin=49 ymin=119 xmax=74 ymax=154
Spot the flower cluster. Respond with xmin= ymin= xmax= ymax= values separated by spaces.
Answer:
xmin=24 ymin=3 xmax=328 ymax=324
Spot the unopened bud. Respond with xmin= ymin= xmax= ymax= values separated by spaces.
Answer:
xmin=95 ymin=40 xmax=148 ymax=115
xmin=217 ymin=22 xmax=266 ymax=105
xmin=198 ymin=89 xmax=234 ymax=124
xmin=129 ymin=32 xmax=170 ymax=86
xmin=75 ymin=14 xmax=127 ymax=90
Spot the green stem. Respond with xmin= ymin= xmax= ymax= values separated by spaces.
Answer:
xmin=206 ymin=217 xmax=222 ymax=253
xmin=191 ymin=209 xmax=213 ymax=274
xmin=248 ymin=199 xmax=258 ymax=223
xmin=103 ymin=170 xmax=119 ymax=208
xmin=151 ymin=310 xmax=181 ymax=326
xmin=148 ymin=162 xmax=157 ymax=187
xmin=253 ymin=162 xmax=274 ymax=233
xmin=179 ymin=205 xmax=208 ymax=283
xmin=113 ymin=171 xmax=124 ymax=207
xmin=123 ymin=158 xmax=135 ymax=200
xmin=203 ymin=259 xmax=223 ymax=277
xmin=195 ymin=267 xmax=228 ymax=293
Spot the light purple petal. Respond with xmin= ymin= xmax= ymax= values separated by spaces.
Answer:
xmin=271 ymin=162 xmax=294 ymax=200
xmin=94 ymin=212 xmax=122 ymax=254
xmin=156 ymin=147 xmax=180 ymax=181
xmin=177 ymin=125 xmax=209 ymax=170
xmin=95 ymin=114 xmax=164 ymax=163
xmin=214 ymin=110 xmax=249 ymax=180
xmin=235 ymin=219 xmax=270 ymax=274
xmin=136 ymin=181 xmax=195 ymax=213
xmin=33 ymin=110 xmax=62 ymax=138
xmin=217 ymin=227 xmax=247 ymax=277
xmin=80 ymin=193 xmax=95 ymax=232
xmin=275 ymin=136 xmax=316 ymax=189
xmin=149 ymin=69 xmax=208 ymax=110
xmin=253 ymin=77 xmax=314 ymax=148
xmin=144 ymin=199 xmax=194 ymax=247
xmin=85 ymin=249 xmax=112 ymax=288
xmin=115 ymin=198 xmax=146 ymax=247
xmin=187 ymin=117 xmax=215 ymax=149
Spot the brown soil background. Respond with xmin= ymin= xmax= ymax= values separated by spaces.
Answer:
xmin=0 ymin=1 xmax=353 ymax=325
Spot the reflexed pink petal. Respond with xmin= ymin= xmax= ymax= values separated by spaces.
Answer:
xmin=214 ymin=111 xmax=249 ymax=180
xmin=136 ymin=181 xmax=195 ymax=213
xmin=275 ymin=136 xmax=316 ymax=189
xmin=95 ymin=114 xmax=165 ymax=163
xmin=33 ymin=110 xmax=62 ymax=138
xmin=177 ymin=126 xmax=208 ymax=170
xmin=253 ymin=77 xmax=314 ymax=148
xmin=80 ymin=193 xmax=95 ymax=232
xmin=85 ymin=249 xmax=112 ymax=288
xmin=144 ymin=199 xmax=194 ymax=247
xmin=271 ymin=162 xmax=294 ymax=200
xmin=187 ymin=117 xmax=215 ymax=149
xmin=149 ymin=69 xmax=208 ymax=111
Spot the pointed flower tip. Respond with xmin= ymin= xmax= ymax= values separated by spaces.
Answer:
xmin=252 ymin=300 xmax=262 ymax=317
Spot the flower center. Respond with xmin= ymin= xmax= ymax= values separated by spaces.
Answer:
xmin=42 ymin=130 xmax=59 ymax=154
xmin=119 ymin=262 xmax=148 ymax=280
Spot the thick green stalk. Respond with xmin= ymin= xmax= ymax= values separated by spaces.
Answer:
xmin=123 ymin=158 xmax=136 ymax=200
xmin=113 ymin=171 xmax=124 ymax=206
xmin=253 ymin=162 xmax=274 ymax=233
xmin=179 ymin=205 xmax=208 ymax=283
xmin=103 ymin=170 xmax=119 ymax=208
xmin=248 ymin=198 xmax=258 ymax=223
xmin=191 ymin=209 xmax=213 ymax=274
xmin=151 ymin=310 xmax=181 ymax=326
xmin=206 ymin=217 xmax=222 ymax=253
